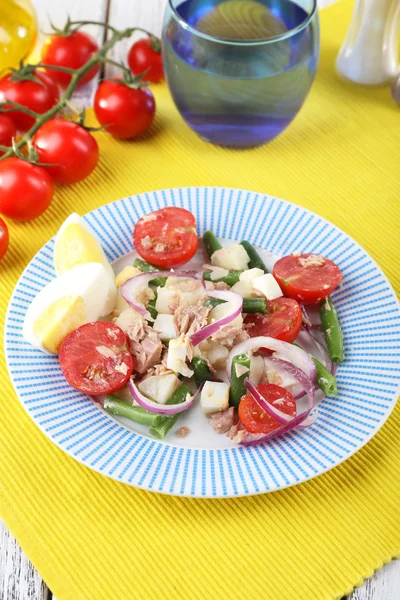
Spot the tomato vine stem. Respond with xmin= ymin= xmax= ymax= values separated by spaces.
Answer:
xmin=0 ymin=22 xmax=157 ymax=161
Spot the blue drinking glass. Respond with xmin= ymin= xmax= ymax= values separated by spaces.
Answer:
xmin=162 ymin=0 xmax=319 ymax=148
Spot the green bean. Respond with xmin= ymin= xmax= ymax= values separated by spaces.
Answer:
xmin=133 ymin=258 xmax=158 ymax=272
xmin=147 ymin=298 xmax=158 ymax=320
xmin=242 ymin=298 xmax=267 ymax=314
xmin=191 ymin=357 xmax=213 ymax=388
xmin=203 ymin=231 xmax=222 ymax=260
xmin=320 ymin=297 xmax=344 ymax=363
xmin=133 ymin=258 xmax=167 ymax=287
xmin=240 ymin=240 xmax=269 ymax=272
xmin=205 ymin=296 xmax=266 ymax=314
xmin=149 ymin=384 xmax=192 ymax=440
xmin=229 ymin=354 xmax=251 ymax=407
xmin=104 ymin=395 xmax=163 ymax=427
xmin=203 ymin=270 xmax=242 ymax=286
xmin=312 ymin=357 xmax=338 ymax=397
xmin=205 ymin=297 xmax=226 ymax=309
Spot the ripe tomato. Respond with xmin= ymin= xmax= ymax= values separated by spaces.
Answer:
xmin=0 ymin=115 xmax=16 ymax=153
xmin=0 ymin=158 xmax=53 ymax=221
xmin=0 ymin=71 xmax=59 ymax=131
xmin=41 ymin=31 xmax=99 ymax=87
xmin=244 ymin=298 xmax=302 ymax=343
xmin=133 ymin=207 xmax=198 ymax=268
xmin=59 ymin=322 xmax=134 ymax=395
xmin=239 ymin=383 xmax=296 ymax=434
xmin=93 ymin=80 xmax=155 ymax=139
xmin=0 ymin=217 xmax=9 ymax=260
xmin=273 ymin=253 xmax=343 ymax=304
xmin=32 ymin=119 xmax=99 ymax=184
xmin=127 ymin=38 xmax=164 ymax=83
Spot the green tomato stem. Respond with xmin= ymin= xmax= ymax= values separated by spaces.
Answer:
xmin=0 ymin=22 xmax=158 ymax=161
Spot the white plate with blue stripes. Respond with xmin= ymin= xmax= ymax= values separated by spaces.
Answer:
xmin=5 ymin=187 xmax=400 ymax=497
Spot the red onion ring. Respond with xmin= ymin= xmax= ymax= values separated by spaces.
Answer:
xmin=190 ymin=290 xmax=243 ymax=346
xmin=128 ymin=378 xmax=203 ymax=415
xmin=227 ymin=336 xmax=316 ymax=381
xmin=120 ymin=270 xmax=204 ymax=320
xmin=244 ymin=379 xmax=292 ymax=425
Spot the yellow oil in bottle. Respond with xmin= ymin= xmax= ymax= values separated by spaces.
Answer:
xmin=0 ymin=0 xmax=37 ymax=73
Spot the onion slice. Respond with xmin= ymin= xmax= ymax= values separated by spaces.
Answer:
xmin=190 ymin=290 xmax=243 ymax=346
xmin=226 ymin=336 xmax=316 ymax=381
xmin=128 ymin=378 xmax=202 ymax=415
xmin=120 ymin=270 xmax=204 ymax=320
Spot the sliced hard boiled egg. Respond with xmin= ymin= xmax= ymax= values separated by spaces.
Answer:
xmin=23 ymin=262 xmax=110 ymax=355
xmin=54 ymin=213 xmax=117 ymax=315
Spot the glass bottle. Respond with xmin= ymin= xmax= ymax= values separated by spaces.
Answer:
xmin=336 ymin=0 xmax=400 ymax=85
xmin=0 ymin=0 xmax=37 ymax=73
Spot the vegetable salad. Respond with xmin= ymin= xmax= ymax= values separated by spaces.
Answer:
xmin=23 ymin=207 xmax=344 ymax=446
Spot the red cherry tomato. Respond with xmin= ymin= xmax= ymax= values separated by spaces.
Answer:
xmin=273 ymin=253 xmax=343 ymax=304
xmin=59 ymin=322 xmax=134 ymax=395
xmin=0 ymin=71 xmax=59 ymax=132
xmin=127 ymin=38 xmax=164 ymax=83
xmin=0 ymin=217 xmax=9 ymax=260
xmin=0 ymin=158 xmax=53 ymax=221
xmin=239 ymin=383 xmax=296 ymax=434
xmin=133 ymin=207 xmax=198 ymax=268
xmin=0 ymin=115 xmax=16 ymax=153
xmin=41 ymin=31 xmax=99 ymax=87
xmin=32 ymin=119 xmax=99 ymax=184
xmin=244 ymin=298 xmax=302 ymax=343
xmin=94 ymin=79 xmax=155 ymax=140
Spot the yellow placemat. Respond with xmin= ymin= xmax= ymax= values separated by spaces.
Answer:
xmin=1 ymin=1 xmax=399 ymax=599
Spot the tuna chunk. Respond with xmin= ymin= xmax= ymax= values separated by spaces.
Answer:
xmin=173 ymin=302 xmax=210 ymax=336
xmin=210 ymin=407 xmax=236 ymax=434
xmin=126 ymin=317 xmax=164 ymax=374
xmin=211 ymin=326 xmax=249 ymax=348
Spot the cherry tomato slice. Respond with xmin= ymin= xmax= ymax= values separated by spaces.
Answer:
xmin=133 ymin=207 xmax=198 ymax=268
xmin=59 ymin=322 xmax=134 ymax=395
xmin=273 ymin=253 xmax=343 ymax=304
xmin=239 ymin=383 xmax=296 ymax=434
xmin=244 ymin=297 xmax=302 ymax=343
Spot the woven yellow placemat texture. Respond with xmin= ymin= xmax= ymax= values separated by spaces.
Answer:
xmin=1 ymin=1 xmax=399 ymax=599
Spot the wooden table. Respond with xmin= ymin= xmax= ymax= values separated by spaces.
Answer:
xmin=1 ymin=0 xmax=398 ymax=597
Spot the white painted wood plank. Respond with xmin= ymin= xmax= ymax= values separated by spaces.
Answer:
xmin=31 ymin=0 xmax=109 ymax=106
xmin=348 ymin=560 xmax=400 ymax=600
xmin=0 ymin=520 xmax=48 ymax=600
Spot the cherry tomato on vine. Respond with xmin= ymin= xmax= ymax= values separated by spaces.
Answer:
xmin=33 ymin=119 xmax=99 ymax=184
xmin=0 ymin=71 xmax=59 ymax=131
xmin=0 ymin=115 xmax=16 ymax=153
xmin=0 ymin=217 xmax=9 ymax=260
xmin=127 ymin=38 xmax=164 ymax=83
xmin=93 ymin=79 xmax=155 ymax=139
xmin=41 ymin=31 xmax=99 ymax=87
xmin=0 ymin=158 xmax=53 ymax=221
